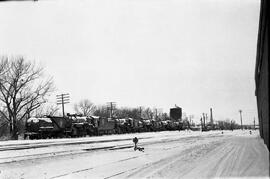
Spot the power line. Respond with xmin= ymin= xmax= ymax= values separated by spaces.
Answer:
xmin=56 ymin=93 xmax=70 ymax=117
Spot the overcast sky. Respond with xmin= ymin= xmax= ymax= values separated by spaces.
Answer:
xmin=0 ymin=0 xmax=260 ymax=124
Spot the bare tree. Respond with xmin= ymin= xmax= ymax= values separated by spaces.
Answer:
xmin=0 ymin=56 xmax=54 ymax=139
xmin=34 ymin=104 xmax=60 ymax=117
xmin=0 ymin=57 xmax=8 ymax=76
xmin=0 ymin=59 xmax=9 ymax=124
xmin=142 ymin=107 xmax=154 ymax=119
xmin=93 ymin=105 xmax=108 ymax=118
xmin=114 ymin=107 xmax=141 ymax=119
xmin=74 ymin=99 xmax=96 ymax=116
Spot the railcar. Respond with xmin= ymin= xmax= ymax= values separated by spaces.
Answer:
xmin=24 ymin=116 xmax=72 ymax=139
xmin=96 ymin=117 xmax=115 ymax=135
xmin=115 ymin=118 xmax=131 ymax=134
xmin=67 ymin=114 xmax=92 ymax=137
xmin=131 ymin=118 xmax=144 ymax=132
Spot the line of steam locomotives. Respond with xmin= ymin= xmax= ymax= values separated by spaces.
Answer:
xmin=24 ymin=108 xmax=184 ymax=139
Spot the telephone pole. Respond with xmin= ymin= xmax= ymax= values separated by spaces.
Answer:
xmin=210 ymin=108 xmax=213 ymax=129
xmin=200 ymin=117 xmax=203 ymax=131
xmin=139 ymin=106 xmax=142 ymax=119
xmin=202 ymin=113 xmax=206 ymax=129
xmin=239 ymin=110 xmax=243 ymax=130
xmin=107 ymin=102 xmax=116 ymax=118
xmin=189 ymin=115 xmax=194 ymax=125
xmin=56 ymin=93 xmax=70 ymax=117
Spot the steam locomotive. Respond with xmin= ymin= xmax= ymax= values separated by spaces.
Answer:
xmin=24 ymin=116 xmax=183 ymax=139
xmin=24 ymin=107 xmax=184 ymax=139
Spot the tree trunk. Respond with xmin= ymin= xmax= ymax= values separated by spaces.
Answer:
xmin=11 ymin=126 xmax=18 ymax=140
xmin=10 ymin=120 xmax=19 ymax=140
xmin=9 ymin=122 xmax=12 ymax=135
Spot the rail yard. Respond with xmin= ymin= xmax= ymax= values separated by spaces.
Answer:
xmin=0 ymin=130 xmax=269 ymax=179
xmin=0 ymin=0 xmax=268 ymax=179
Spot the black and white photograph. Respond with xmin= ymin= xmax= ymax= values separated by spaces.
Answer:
xmin=0 ymin=0 xmax=268 ymax=178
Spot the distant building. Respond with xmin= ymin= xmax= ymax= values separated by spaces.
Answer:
xmin=255 ymin=0 xmax=269 ymax=150
xmin=170 ymin=107 xmax=182 ymax=121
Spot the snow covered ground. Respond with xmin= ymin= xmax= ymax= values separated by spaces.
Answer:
xmin=0 ymin=130 xmax=269 ymax=179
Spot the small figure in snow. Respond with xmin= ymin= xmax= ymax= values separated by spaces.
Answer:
xmin=133 ymin=137 xmax=144 ymax=152
xmin=133 ymin=137 xmax=138 ymax=151
xmin=249 ymin=130 xmax=252 ymax=135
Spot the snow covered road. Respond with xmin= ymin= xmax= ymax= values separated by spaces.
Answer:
xmin=0 ymin=130 xmax=268 ymax=179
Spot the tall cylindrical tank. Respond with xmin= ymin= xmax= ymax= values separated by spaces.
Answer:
xmin=170 ymin=107 xmax=182 ymax=121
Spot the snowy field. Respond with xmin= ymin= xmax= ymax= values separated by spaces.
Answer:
xmin=0 ymin=130 xmax=269 ymax=179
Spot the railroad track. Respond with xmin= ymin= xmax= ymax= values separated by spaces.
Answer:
xmin=0 ymin=136 xmax=152 ymax=151
xmin=0 ymin=136 xmax=183 ymax=164
xmin=0 ymin=132 xmax=225 ymax=165
xmin=0 ymin=131 xmax=223 ymax=152
xmin=0 ymin=143 xmax=136 ymax=164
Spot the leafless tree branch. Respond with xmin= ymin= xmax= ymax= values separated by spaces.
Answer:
xmin=74 ymin=99 xmax=96 ymax=116
xmin=0 ymin=56 xmax=55 ymax=139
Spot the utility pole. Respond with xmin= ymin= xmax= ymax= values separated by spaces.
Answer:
xmin=56 ymin=93 xmax=70 ymax=117
xmin=107 ymin=102 xmax=116 ymax=118
xmin=139 ymin=106 xmax=142 ymax=119
xmin=239 ymin=110 xmax=243 ymax=130
xmin=189 ymin=115 xmax=194 ymax=126
xmin=200 ymin=117 xmax=203 ymax=131
xmin=254 ymin=117 xmax=256 ymax=130
xmin=202 ymin=113 xmax=206 ymax=129
xmin=210 ymin=108 xmax=213 ymax=129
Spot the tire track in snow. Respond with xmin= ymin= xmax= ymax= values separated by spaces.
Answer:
xmin=86 ymin=135 xmax=227 ymax=179
xmin=181 ymin=136 xmax=269 ymax=178
xmin=104 ymin=167 xmax=138 ymax=179
xmin=49 ymin=154 xmax=148 ymax=179
xmin=100 ymin=136 xmax=225 ymax=178
xmin=124 ymin=140 xmax=224 ymax=179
